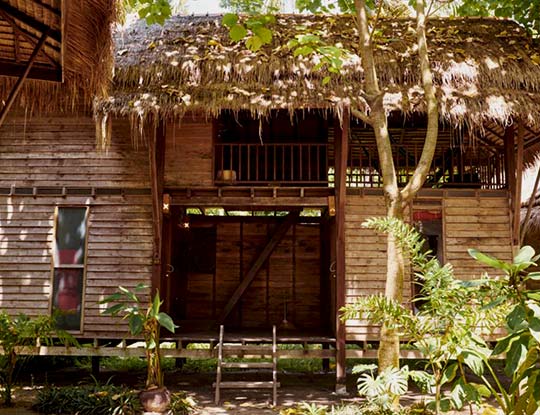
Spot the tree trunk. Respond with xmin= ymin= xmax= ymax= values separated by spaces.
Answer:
xmin=377 ymin=193 xmax=405 ymax=370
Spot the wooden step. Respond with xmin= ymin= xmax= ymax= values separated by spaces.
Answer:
xmin=213 ymin=381 xmax=280 ymax=389
xmin=221 ymin=362 xmax=274 ymax=369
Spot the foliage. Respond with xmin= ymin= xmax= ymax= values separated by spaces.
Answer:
xmin=455 ymin=0 xmax=540 ymax=34
xmin=342 ymin=217 xmax=508 ymax=413
xmin=169 ymin=391 xmax=198 ymax=414
xmin=33 ymin=383 xmax=142 ymax=415
xmin=466 ymin=246 xmax=540 ymax=415
xmin=123 ymin=0 xmax=172 ymax=25
xmin=0 ymin=312 xmax=75 ymax=406
xmin=99 ymin=284 xmax=177 ymax=388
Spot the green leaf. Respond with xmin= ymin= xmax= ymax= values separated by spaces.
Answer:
xmin=529 ymin=317 xmax=540 ymax=343
xmin=253 ymin=26 xmax=272 ymax=44
xmin=151 ymin=293 xmax=161 ymax=318
xmin=246 ymin=35 xmax=263 ymax=51
xmin=99 ymin=292 xmax=123 ymax=304
xmin=526 ymin=272 xmax=540 ymax=280
xmin=526 ymin=291 xmax=540 ymax=301
xmin=468 ymin=249 xmax=510 ymax=272
xmin=514 ymin=246 xmax=536 ymax=264
xmin=293 ymin=45 xmax=314 ymax=57
xmin=322 ymin=76 xmax=331 ymax=85
xmin=441 ymin=362 xmax=458 ymax=385
xmin=463 ymin=351 xmax=484 ymax=376
xmin=118 ymin=286 xmax=138 ymax=302
xmin=222 ymin=13 xmax=238 ymax=28
xmin=129 ymin=314 xmax=143 ymax=335
xmin=507 ymin=304 xmax=527 ymax=331
xmin=470 ymin=382 xmax=491 ymax=398
xmin=103 ymin=303 xmax=125 ymax=316
xmin=504 ymin=334 xmax=528 ymax=376
xmin=493 ymin=333 xmax=516 ymax=355
xmin=156 ymin=312 xmax=177 ymax=333
xmin=229 ymin=24 xmax=247 ymax=42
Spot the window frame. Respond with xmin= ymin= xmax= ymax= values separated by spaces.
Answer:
xmin=49 ymin=205 xmax=89 ymax=333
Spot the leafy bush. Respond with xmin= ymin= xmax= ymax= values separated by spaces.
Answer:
xmin=169 ymin=391 xmax=197 ymax=414
xmin=33 ymin=384 xmax=142 ymax=415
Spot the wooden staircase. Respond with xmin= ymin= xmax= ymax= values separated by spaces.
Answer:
xmin=214 ymin=325 xmax=279 ymax=406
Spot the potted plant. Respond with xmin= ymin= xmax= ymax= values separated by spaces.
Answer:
xmin=100 ymin=284 xmax=177 ymax=413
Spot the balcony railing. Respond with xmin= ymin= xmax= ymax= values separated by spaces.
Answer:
xmin=215 ymin=143 xmax=329 ymax=185
xmin=214 ymin=142 xmax=507 ymax=189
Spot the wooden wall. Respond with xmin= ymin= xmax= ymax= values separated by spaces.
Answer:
xmin=0 ymin=115 xmax=153 ymax=337
xmin=181 ymin=220 xmax=323 ymax=330
xmin=344 ymin=193 xmax=512 ymax=341
xmin=165 ymin=117 xmax=213 ymax=187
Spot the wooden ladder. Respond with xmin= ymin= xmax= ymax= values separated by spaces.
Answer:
xmin=214 ymin=325 xmax=279 ymax=406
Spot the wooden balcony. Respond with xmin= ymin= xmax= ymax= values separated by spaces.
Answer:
xmin=214 ymin=142 xmax=507 ymax=189
xmin=215 ymin=143 xmax=329 ymax=185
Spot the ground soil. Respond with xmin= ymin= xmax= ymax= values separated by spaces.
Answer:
xmin=0 ymin=366 xmax=488 ymax=414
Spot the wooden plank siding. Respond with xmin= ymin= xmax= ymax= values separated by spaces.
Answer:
xmin=186 ymin=221 xmax=322 ymax=329
xmin=344 ymin=194 xmax=512 ymax=341
xmin=165 ymin=118 xmax=214 ymax=187
xmin=0 ymin=115 xmax=153 ymax=337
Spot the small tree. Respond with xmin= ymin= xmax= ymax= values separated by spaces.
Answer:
xmin=342 ymin=217 xmax=508 ymax=413
xmin=99 ymin=284 xmax=177 ymax=389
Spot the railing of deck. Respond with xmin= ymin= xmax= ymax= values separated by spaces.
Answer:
xmin=215 ymin=143 xmax=329 ymax=185
xmin=214 ymin=142 xmax=507 ymax=189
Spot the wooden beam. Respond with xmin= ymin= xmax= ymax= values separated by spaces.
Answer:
xmin=0 ymin=60 xmax=61 ymax=81
xmin=0 ymin=1 xmax=61 ymax=42
xmin=514 ymin=121 xmax=525 ymax=245
xmin=29 ymin=0 xmax=61 ymax=16
xmin=504 ymin=125 xmax=516 ymax=244
xmin=334 ymin=108 xmax=349 ymax=391
xmin=217 ymin=211 xmax=300 ymax=323
xmin=0 ymin=30 xmax=48 ymax=128
xmin=149 ymin=121 xmax=166 ymax=295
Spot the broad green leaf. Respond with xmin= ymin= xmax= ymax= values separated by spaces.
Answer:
xmin=470 ymin=382 xmax=491 ymax=398
xmin=246 ymin=35 xmax=263 ymax=51
xmin=99 ymin=292 xmax=123 ymax=304
xmin=352 ymin=363 xmax=377 ymax=374
xmin=526 ymin=272 xmax=540 ymax=280
xmin=526 ymin=291 xmax=540 ymax=301
xmin=293 ymin=46 xmax=314 ymax=57
xmin=222 ymin=13 xmax=238 ymax=28
xmin=505 ymin=335 xmax=528 ymax=376
xmin=103 ymin=303 xmax=125 ymax=316
xmin=322 ymin=76 xmax=331 ymax=85
xmin=118 ymin=286 xmax=138 ymax=302
xmin=529 ymin=318 xmax=540 ymax=343
xmin=441 ymin=362 xmax=458 ymax=384
xmin=253 ymin=26 xmax=272 ymax=44
xmin=151 ymin=292 xmax=161 ymax=318
xmin=514 ymin=246 xmax=536 ymax=264
xmin=156 ymin=312 xmax=177 ymax=333
xmin=134 ymin=283 xmax=147 ymax=291
xmin=146 ymin=338 xmax=156 ymax=349
xmin=493 ymin=333 xmax=519 ymax=356
xmin=129 ymin=314 xmax=143 ymax=335
xmin=229 ymin=24 xmax=247 ymax=42
xmin=463 ymin=351 xmax=484 ymax=376
xmin=507 ymin=304 xmax=527 ymax=331
xmin=468 ymin=249 xmax=510 ymax=272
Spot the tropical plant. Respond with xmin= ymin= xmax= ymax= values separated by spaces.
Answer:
xmin=466 ymin=246 xmax=540 ymax=415
xmin=342 ymin=217 xmax=508 ymax=413
xmin=0 ymin=312 xmax=75 ymax=406
xmin=99 ymin=284 xmax=177 ymax=389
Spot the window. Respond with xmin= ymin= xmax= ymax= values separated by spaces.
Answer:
xmin=51 ymin=207 xmax=88 ymax=331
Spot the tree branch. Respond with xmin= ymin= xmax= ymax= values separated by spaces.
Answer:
xmin=350 ymin=107 xmax=372 ymax=125
xmin=400 ymin=0 xmax=439 ymax=202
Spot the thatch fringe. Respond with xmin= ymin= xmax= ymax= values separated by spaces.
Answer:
xmin=0 ymin=0 xmax=117 ymax=114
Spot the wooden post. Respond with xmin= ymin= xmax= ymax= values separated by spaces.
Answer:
xmin=504 ymin=125 xmax=517 ymax=246
xmin=0 ymin=30 xmax=49 ymax=128
xmin=334 ymin=108 xmax=349 ymax=393
xmin=149 ymin=120 xmax=166 ymax=295
xmin=514 ymin=121 xmax=524 ymax=246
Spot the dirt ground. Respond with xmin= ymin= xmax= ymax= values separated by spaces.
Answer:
xmin=0 ymin=366 xmax=483 ymax=415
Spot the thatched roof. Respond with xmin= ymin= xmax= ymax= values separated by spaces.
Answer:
xmin=0 ymin=0 xmax=116 ymax=112
xmin=97 ymin=14 xmax=540 ymax=132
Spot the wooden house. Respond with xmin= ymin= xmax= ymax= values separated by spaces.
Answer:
xmin=2 ymin=14 xmax=540 ymax=385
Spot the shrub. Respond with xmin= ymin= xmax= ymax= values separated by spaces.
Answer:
xmin=33 ymin=384 xmax=141 ymax=415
